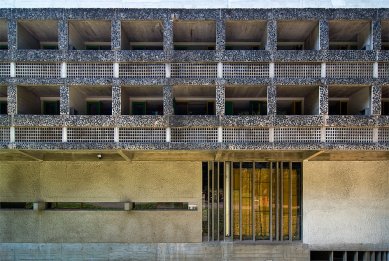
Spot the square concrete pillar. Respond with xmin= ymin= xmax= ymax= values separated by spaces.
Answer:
xmin=111 ymin=18 xmax=121 ymax=50
xmin=112 ymin=82 xmax=121 ymax=116
xmin=319 ymin=85 xmax=328 ymax=115
xmin=163 ymin=85 xmax=174 ymax=116
xmin=58 ymin=19 xmax=68 ymax=50
xmin=371 ymin=85 xmax=382 ymax=115
xmin=7 ymin=83 xmax=17 ymax=115
xmin=60 ymin=84 xmax=69 ymax=115
xmin=216 ymin=18 xmax=225 ymax=52
xmin=372 ymin=20 xmax=381 ymax=51
xmin=319 ymin=20 xmax=329 ymax=50
xmin=216 ymin=82 xmax=225 ymax=116
xmin=267 ymin=84 xmax=277 ymax=115
xmin=266 ymin=20 xmax=277 ymax=51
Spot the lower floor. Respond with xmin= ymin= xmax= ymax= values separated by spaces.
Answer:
xmin=0 ymin=153 xmax=388 ymax=259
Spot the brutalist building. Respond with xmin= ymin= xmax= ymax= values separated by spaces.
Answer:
xmin=0 ymin=4 xmax=388 ymax=261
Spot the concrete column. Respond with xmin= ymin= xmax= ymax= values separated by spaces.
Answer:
xmin=319 ymin=85 xmax=328 ymax=115
xmin=61 ymin=62 xmax=67 ymax=78
xmin=58 ymin=19 xmax=68 ymax=50
xmin=163 ymin=85 xmax=174 ymax=116
xmin=10 ymin=62 xmax=15 ymax=78
xmin=113 ymin=62 xmax=119 ymax=78
xmin=10 ymin=126 xmax=15 ymax=143
xmin=321 ymin=63 xmax=326 ymax=78
xmin=217 ymin=62 xmax=223 ymax=79
xmin=62 ymin=127 xmax=67 ymax=142
xmin=60 ymin=84 xmax=69 ymax=115
xmin=111 ymin=18 xmax=121 ymax=50
xmin=216 ymin=82 xmax=225 ymax=116
xmin=217 ymin=126 xmax=223 ymax=143
xmin=112 ymin=82 xmax=121 ymax=116
xmin=319 ymin=20 xmax=329 ymax=50
xmin=267 ymin=84 xmax=277 ymax=115
xmin=269 ymin=62 xmax=275 ymax=78
xmin=165 ymin=63 xmax=171 ymax=78
xmin=7 ymin=84 xmax=17 ymax=115
xmin=166 ymin=127 xmax=171 ymax=142
xmin=114 ymin=127 xmax=119 ymax=142
xmin=269 ymin=127 xmax=274 ymax=143
xmin=372 ymin=20 xmax=381 ymax=51
xmin=163 ymin=17 xmax=174 ymax=55
xmin=7 ymin=19 xmax=17 ymax=51
xmin=320 ymin=127 xmax=326 ymax=143
xmin=266 ymin=20 xmax=277 ymax=51
xmin=370 ymin=85 xmax=381 ymax=115
xmin=373 ymin=62 xmax=378 ymax=79
xmin=216 ymin=17 xmax=225 ymax=52
xmin=373 ymin=128 xmax=379 ymax=143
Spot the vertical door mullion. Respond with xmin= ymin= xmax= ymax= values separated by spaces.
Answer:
xmin=207 ymin=161 xmax=211 ymax=242
xmin=269 ymin=162 xmax=273 ymax=242
xmin=230 ymin=162 xmax=234 ymax=241
xmin=239 ymin=162 xmax=242 ymax=241
xmin=252 ymin=161 xmax=255 ymax=241
xmin=224 ymin=161 xmax=226 ymax=241
xmin=212 ymin=162 xmax=215 ymax=241
xmin=289 ymin=162 xmax=293 ymax=241
xmin=276 ymin=162 xmax=279 ymax=241
xmin=217 ymin=162 xmax=220 ymax=241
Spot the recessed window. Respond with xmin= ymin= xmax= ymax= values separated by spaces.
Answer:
xmin=0 ymin=86 xmax=7 ymax=114
xmin=69 ymin=85 xmax=112 ymax=115
xmin=17 ymin=85 xmax=60 ymax=115
xmin=173 ymin=85 xmax=215 ymax=115
xmin=329 ymin=20 xmax=372 ymax=50
xmin=121 ymin=20 xmax=163 ymax=50
xmin=225 ymin=20 xmax=266 ymax=50
xmin=173 ymin=20 xmax=216 ymax=50
xmin=277 ymin=20 xmax=319 ymax=50
xmin=121 ymin=86 xmax=163 ymax=115
xmin=381 ymin=20 xmax=389 ymax=50
xmin=382 ymin=86 xmax=389 ymax=115
xmin=0 ymin=20 xmax=8 ymax=50
xmin=277 ymin=85 xmax=319 ymax=115
xmin=17 ymin=20 xmax=58 ymax=50
xmin=225 ymin=85 xmax=267 ymax=115
xmin=328 ymin=85 xmax=371 ymax=115
xmin=68 ymin=20 xmax=111 ymax=50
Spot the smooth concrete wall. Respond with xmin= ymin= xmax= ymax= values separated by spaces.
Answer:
xmin=2 ymin=0 xmax=389 ymax=8
xmin=0 ymin=161 xmax=202 ymax=243
xmin=303 ymin=161 xmax=389 ymax=246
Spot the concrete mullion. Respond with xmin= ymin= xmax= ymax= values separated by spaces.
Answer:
xmin=216 ymin=83 xmax=225 ymax=116
xmin=216 ymin=18 xmax=225 ymax=52
xmin=58 ymin=19 xmax=68 ymax=50
xmin=371 ymin=85 xmax=382 ymax=115
xmin=319 ymin=20 xmax=329 ymax=50
xmin=372 ymin=20 xmax=381 ymax=51
xmin=266 ymin=20 xmax=277 ymax=51
xmin=267 ymin=84 xmax=277 ymax=115
xmin=7 ymin=84 xmax=17 ymax=115
xmin=111 ymin=18 xmax=121 ymax=50
xmin=163 ymin=85 xmax=174 ymax=116
xmin=60 ymin=84 xmax=69 ymax=115
xmin=163 ymin=18 xmax=173 ymax=55
xmin=7 ymin=19 xmax=17 ymax=51
xmin=319 ymin=85 xmax=328 ymax=115
xmin=112 ymin=83 xmax=121 ymax=116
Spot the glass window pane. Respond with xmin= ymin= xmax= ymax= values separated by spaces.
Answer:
xmin=241 ymin=162 xmax=253 ymax=240
xmin=254 ymin=162 xmax=270 ymax=240
xmin=233 ymin=162 xmax=240 ymax=240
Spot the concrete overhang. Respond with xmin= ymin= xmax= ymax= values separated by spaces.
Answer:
xmin=1 ymin=149 xmax=388 ymax=162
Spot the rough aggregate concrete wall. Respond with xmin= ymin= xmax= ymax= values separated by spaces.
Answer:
xmin=0 ymin=161 xmax=202 ymax=243
xmin=303 ymin=161 xmax=389 ymax=245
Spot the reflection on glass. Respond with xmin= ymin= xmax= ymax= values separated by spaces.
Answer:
xmin=255 ymin=162 xmax=270 ymax=240
xmin=241 ymin=162 xmax=253 ymax=240
xmin=233 ymin=162 xmax=240 ymax=240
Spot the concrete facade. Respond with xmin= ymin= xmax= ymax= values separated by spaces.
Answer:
xmin=0 ymin=6 xmax=389 ymax=260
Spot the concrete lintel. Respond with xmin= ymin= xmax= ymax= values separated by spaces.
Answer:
xmin=118 ymin=150 xmax=133 ymax=161
xmin=303 ymin=150 xmax=325 ymax=161
xmin=17 ymin=150 xmax=43 ymax=161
